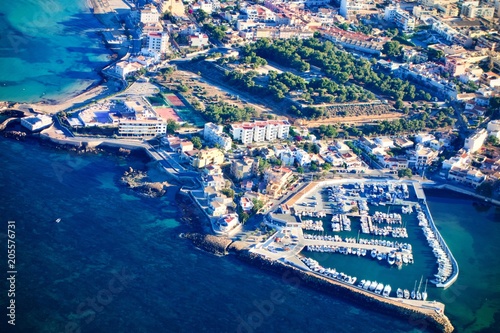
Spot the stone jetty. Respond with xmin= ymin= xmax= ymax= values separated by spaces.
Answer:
xmin=184 ymin=233 xmax=454 ymax=333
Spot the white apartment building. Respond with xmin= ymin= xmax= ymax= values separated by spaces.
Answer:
xmin=447 ymin=167 xmax=485 ymax=188
xmin=194 ymin=0 xmax=221 ymax=14
xmin=462 ymin=2 xmax=495 ymax=19
xmin=147 ymin=32 xmax=169 ymax=54
xmin=294 ymin=149 xmax=311 ymax=167
xmin=242 ymin=5 xmax=276 ymax=22
xmin=464 ymin=128 xmax=488 ymax=153
xmin=429 ymin=18 xmax=472 ymax=47
xmin=487 ymin=119 xmax=500 ymax=138
xmin=419 ymin=0 xmax=459 ymax=7
xmin=118 ymin=98 xmax=167 ymax=138
xmin=118 ymin=119 xmax=167 ymax=137
xmin=410 ymin=144 xmax=438 ymax=169
xmin=140 ymin=4 xmax=160 ymax=24
xmin=203 ymin=122 xmax=233 ymax=151
xmin=340 ymin=0 xmax=366 ymax=19
xmin=384 ymin=5 xmax=416 ymax=32
xmin=230 ymin=120 xmax=290 ymax=144
xmin=115 ymin=61 xmax=144 ymax=79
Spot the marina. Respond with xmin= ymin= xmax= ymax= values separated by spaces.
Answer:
xmin=254 ymin=179 xmax=460 ymax=314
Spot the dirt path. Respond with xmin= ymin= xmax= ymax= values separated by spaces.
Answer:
xmin=301 ymin=112 xmax=404 ymax=126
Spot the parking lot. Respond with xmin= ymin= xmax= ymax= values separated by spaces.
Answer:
xmin=122 ymin=82 xmax=160 ymax=97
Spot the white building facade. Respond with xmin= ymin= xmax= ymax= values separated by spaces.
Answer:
xmin=464 ymin=128 xmax=488 ymax=152
xmin=203 ymin=122 xmax=233 ymax=151
xmin=231 ymin=120 xmax=290 ymax=144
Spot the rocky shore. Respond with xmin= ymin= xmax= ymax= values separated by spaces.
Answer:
xmin=182 ymin=232 xmax=454 ymax=333
xmin=121 ymin=167 xmax=172 ymax=198
xmin=182 ymin=233 xmax=233 ymax=256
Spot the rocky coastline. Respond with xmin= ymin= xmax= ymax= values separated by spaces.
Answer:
xmin=120 ymin=167 xmax=172 ymax=198
xmin=182 ymin=232 xmax=454 ymax=333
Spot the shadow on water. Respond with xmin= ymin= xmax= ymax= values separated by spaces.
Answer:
xmin=58 ymin=13 xmax=102 ymax=32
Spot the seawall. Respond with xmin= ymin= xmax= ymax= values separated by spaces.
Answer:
xmin=184 ymin=234 xmax=455 ymax=333
xmin=424 ymin=183 xmax=500 ymax=206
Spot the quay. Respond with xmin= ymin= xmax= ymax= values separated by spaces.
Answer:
xmin=415 ymin=182 xmax=459 ymax=289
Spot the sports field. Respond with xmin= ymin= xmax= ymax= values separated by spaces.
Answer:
xmin=161 ymin=92 xmax=206 ymax=126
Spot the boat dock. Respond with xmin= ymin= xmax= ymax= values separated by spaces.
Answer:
xmin=414 ymin=182 xmax=459 ymax=288
xmin=302 ymin=238 xmax=406 ymax=255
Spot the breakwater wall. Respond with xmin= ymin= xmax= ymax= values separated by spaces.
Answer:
xmin=420 ymin=199 xmax=459 ymax=289
xmin=182 ymin=233 xmax=232 ymax=256
xmin=184 ymin=234 xmax=454 ymax=333
xmin=426 ymin=183 xmax=500 ymax=206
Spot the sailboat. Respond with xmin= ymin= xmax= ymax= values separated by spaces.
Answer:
xmin=416 ymin=276 xmax=423 ymax=300
xmin=411 ymin=280 xmax=417 ymax=299
xmin=422 ymin=279 xmax=428 ymax=301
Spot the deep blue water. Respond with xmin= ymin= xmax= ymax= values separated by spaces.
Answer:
xmin=0 ymin=138 xmax=432 ymax=333
xmin=0 ymin=0 xmax=110 ymax=103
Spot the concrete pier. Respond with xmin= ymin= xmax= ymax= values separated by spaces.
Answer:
xmin=414 ymin=183 xmax=459 ymax=289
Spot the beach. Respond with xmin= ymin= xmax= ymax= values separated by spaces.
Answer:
xmin=20 ymin=79 xmax=121 ymax=114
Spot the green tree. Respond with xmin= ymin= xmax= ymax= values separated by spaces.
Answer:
xmin=221 ymin=188 xmax=234 ymax=198
xmin=395 ymin=99 xmax=404 ymax=109
xmin=177 ymin=84 xmax=189 ymax=92
xmin=383 ymin=41 xmax=403 ymax=57
xmin=398 ymin=168 xmax=413 ymax=178
xmin=239 ymin=211 xmax=250 ymax=224
xmin=252 ymin=199 xmax=264 ymax=214
xmin=428 ymin=48 xmax=444 ymax=61
xmin=191 ymin=136 xmax=202 ymax=149
xmin=194 ymin=9 xmax=209 ymax=23
xmin=167 ymin=119 xmax=179 ymax=134
xmin=486 ymin=135 xmax=499 ymax=146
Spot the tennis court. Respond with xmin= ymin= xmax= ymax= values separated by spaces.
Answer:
xmin=156 ymin=107 xmax=181 ymax=122
xmin=164 ymin=93 xmax=185 ymax=107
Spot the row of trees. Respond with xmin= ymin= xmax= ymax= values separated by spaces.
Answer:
xmin=367 ymin=113 xmax=455 ymax=135
xmin=224 ymin=67 xmax=374 ymax=108
xmin=202 ymin=102 xmax=257 ymax=124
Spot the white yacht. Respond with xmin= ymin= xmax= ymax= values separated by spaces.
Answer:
xmin=396 ymin=288 xmax=403 ymax=298
xmin=363 ymin=280 xmax=371 ymax=290
xmin=422 ymin=281 xmax=428 ymax=301
xmin=411 ymin=280 xmax=417 ymax=299
xmin=382 ymin=285 xmax=391 ymax=297
xmin=387 ymin=252 xmax=396 ymax=265
xmin=375 ymin=283 xmax=384 ymax=294
xmin=369 ymin=280 xmax=378 ymax=291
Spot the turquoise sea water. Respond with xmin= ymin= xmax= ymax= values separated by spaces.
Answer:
xmin=425 ymin=190 xmax=500 ymax=333
xmin=0 ymin=138 xmax=431 ymax=333
xmin=0 ymin=0 xmax=110 ymax=103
